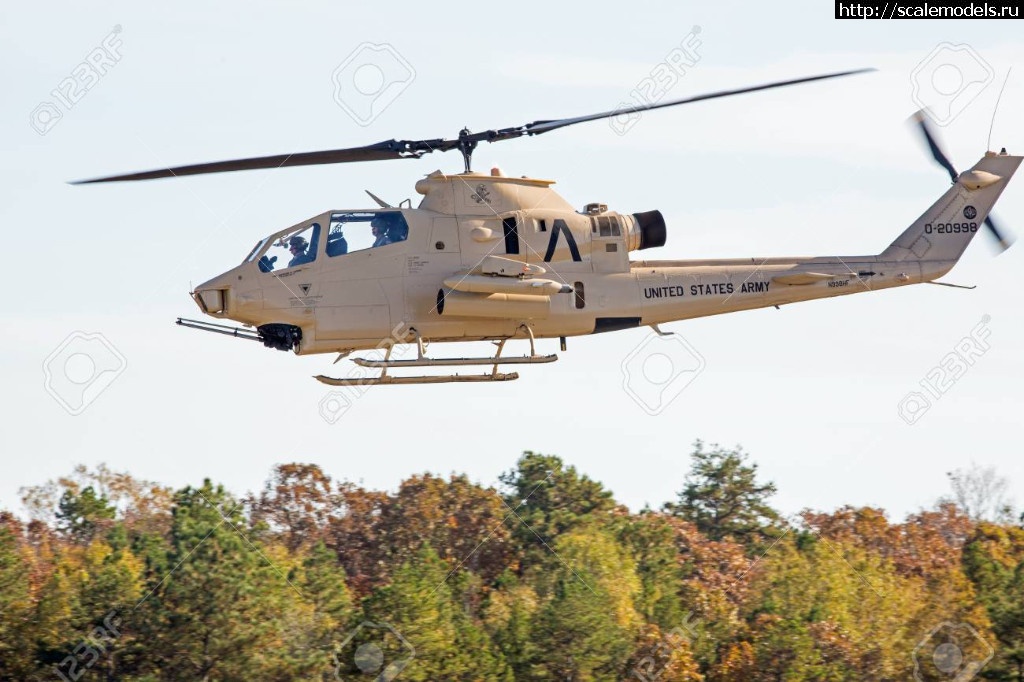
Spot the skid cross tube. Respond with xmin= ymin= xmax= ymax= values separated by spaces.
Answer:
xmin=314 ymin=327 xmax=555 ymax=385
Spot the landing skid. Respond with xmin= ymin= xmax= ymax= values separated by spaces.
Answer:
xmin=314 ymin=327 xmax=556 ymax=386
xmin=315 ymin=372 xmax=520 ymax=386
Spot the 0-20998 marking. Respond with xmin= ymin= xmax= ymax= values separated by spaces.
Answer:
xmin=925 ymin=222 xmax=978 ymax=235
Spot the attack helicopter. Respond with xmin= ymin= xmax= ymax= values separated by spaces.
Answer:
xmin=76 ymin=69 xmax=1020 ymax=385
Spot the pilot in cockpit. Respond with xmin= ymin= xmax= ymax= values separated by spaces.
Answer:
xmin=371 ymin=217 xmax=392 ymax=248
xmin=287 ymin=235 xmax=314 ymax=267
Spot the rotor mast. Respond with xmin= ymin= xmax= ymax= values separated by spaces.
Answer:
xmin=457 ymin=128 xmax=478 ymax=173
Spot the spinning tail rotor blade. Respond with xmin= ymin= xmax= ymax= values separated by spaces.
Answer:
xmin=911 ymin=111 xmax=1014 ymax=253
xmin=911 ymin=111 xmax=958 ymax=183
xmin=984 ymin=215 xmax=1013 ymax=253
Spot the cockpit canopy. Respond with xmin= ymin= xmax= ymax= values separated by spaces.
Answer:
xmin=243 ymin=210 xmax=410 ymax=272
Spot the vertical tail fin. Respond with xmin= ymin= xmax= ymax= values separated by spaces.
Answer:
xmin=880 ymin=152 xmax=1021 ymax=265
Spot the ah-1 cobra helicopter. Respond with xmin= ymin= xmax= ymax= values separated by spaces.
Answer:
xmin=76 ymin=69 xmax=1020 ymax=385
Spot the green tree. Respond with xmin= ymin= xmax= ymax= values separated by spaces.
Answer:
xmin=15 ymin=455 xmax=1024 ymax=682
xmin=22 ymin=464 xmax=172 ymax=539
xmin=74 ymin=535 xmax=144 ymax=680
xmin=134 ymin=480 xmax=290 ymax=681
xmin=483 ymin=572 xmax=541 ymax=680
xmin=359 ymin=544 xmax=509 ymax=681
xmin=500 ymin=452 xmax=618 ymax=565
xmin=732 ymin=531 xmax=975 ymax=681
xmin=33 ymin=560 xmax=82 ymax=677
xmin=963 ymin=523 xmax=1024 ymax=680
xmin=0 ymin=521 xmax=34 ymax=678
xmin=56 ymin=486 xmax=116 ymax=544
xmin=288 ymin=541 xmax=356 ymax=677
xmin=615 ymin=511 xmax=688 ymax=631
xmin=666 ymin=442 xmax=781 ymax=543
xmin=528 ymin=528 xmax=641 ymax=681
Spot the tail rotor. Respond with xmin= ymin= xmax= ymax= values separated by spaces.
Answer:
xmin=910 ymin=111 xmax=1014 ymax=253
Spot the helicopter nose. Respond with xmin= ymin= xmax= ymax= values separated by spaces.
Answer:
xmin=193 ymin=286 xmax=228 ymax=314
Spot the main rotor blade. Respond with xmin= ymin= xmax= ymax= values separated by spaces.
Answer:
xmin=495 ymin=68 xmax=876 ymax=141
xmin=984 ymin=214 xmax=1013 ymax=252
xmin=72 ymin=138 xmax=455 ymax=184
xmin=73 ymin=68 xmax=874 ymax=183
xmin=911 ymin=111 xmax=958 ymax=183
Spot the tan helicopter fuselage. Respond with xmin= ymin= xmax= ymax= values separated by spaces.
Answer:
xmin=191 ymin=153 xmax=1021 ymax=355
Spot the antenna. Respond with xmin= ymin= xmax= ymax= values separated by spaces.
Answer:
xmin=987 ymin=68 xmax=1012 ymax=151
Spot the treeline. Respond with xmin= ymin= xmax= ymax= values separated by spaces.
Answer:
xmin=1 ymin=444 xmax=1022 ymax=681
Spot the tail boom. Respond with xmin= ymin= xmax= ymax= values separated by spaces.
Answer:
xmin=624 ymin=151 xmax=1019 ymax=326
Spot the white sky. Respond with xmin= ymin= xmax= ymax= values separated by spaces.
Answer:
xmin=2 ymin=1 xmax=1022 ymax=521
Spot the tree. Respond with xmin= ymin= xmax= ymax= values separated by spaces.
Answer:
xmin=21 ymin=464 xmax=172 ymax=538
xmin=250 ymin=463 xmax=337 ymax=552
xmin=0 ymin=522 xmax=34 ymax=678
xmin=528 ymin=528 xmax=641 ymax=680
xmin=12 ymin=454 xmax=1024 ymax=682
xmin=499 ymin=451 xmax=619 ymax=564
xmin=55 ymin=486 xmax=116 ymax=544
xmin=359 ymin=544 xmax=510 ymax=681
xmin=665 ymin=442 xmax=781 ymax=543
xmin=615 ymin=511 xmax=689 ymax=631
xmin=801 ymin=503 xmax=974 ymax=578
xmin=260 ymin=541 xmax=357 ymax=680
xmin=625 ymin=623 xmax=704 ymax=682
xmin=962 ymin=523 xmax=1024 ymax=680
xmin=379 ymin=473 xmax=517 ymax=585
xmin=670 ymin=517 xmax=752 ymax=669
xmin=731 ymin=531 xmax=987 ymax=681
xmin=945 ymin=463 xmax=1016 ymax=523
xmin=134 ymin=480 xmax=290 ymax=680
xmin=482 ymin=572 xmax=541 ymax=680
xmin=73 ymin=535 xmax=145 ymax=680
xmin=327 ymin=482 xmax=390 ymax=596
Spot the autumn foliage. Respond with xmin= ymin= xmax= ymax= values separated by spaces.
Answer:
xmin=0 ymin=447 xmax=1021 ymax=681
